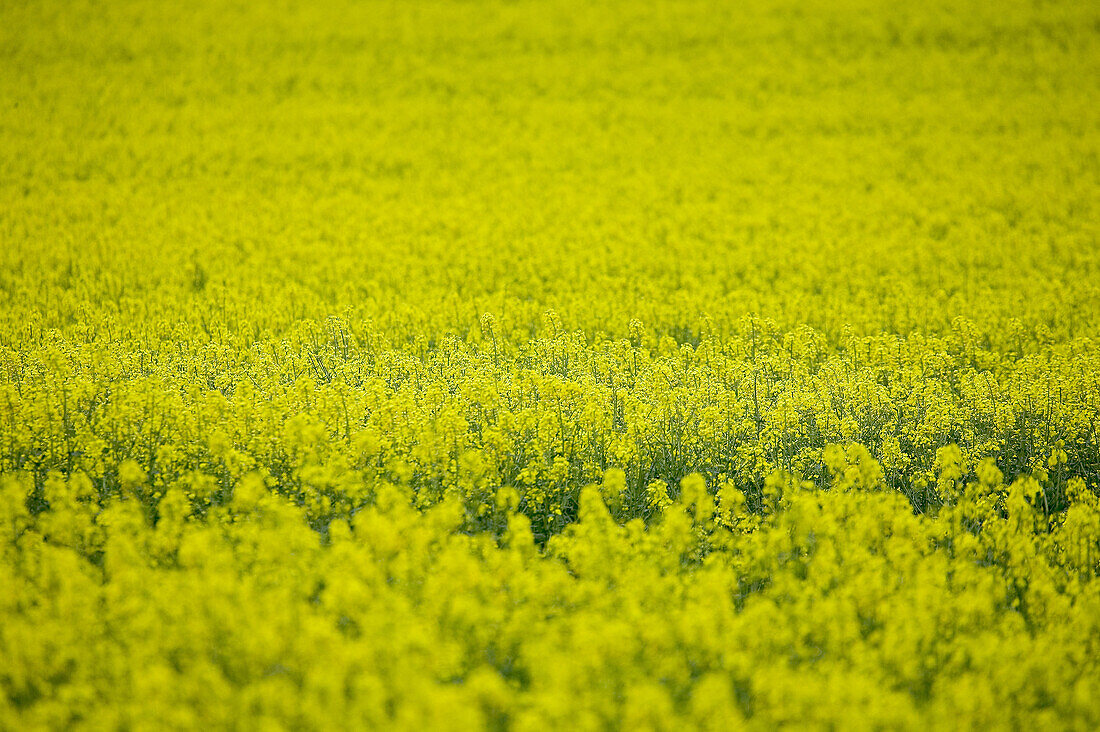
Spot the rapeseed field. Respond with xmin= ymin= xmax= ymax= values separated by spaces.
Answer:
xmin=2 ymin=0 xmax=1100 ymax=728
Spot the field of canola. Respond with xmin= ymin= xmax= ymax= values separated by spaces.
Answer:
xmin=3 ymin=0 xmax=1100 ymax=728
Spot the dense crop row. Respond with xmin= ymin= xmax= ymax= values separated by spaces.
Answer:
xmin=5 ymin=456 xmax=1100 ymax=728
xmin=3 ymin=315 xmax=1099 ymax=541
xmin=3 ymin=0 xmax=1099 ymax=728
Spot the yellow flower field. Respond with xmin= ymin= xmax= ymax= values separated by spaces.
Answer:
xmin=2 ymin=0 xmax=1099 ymax=727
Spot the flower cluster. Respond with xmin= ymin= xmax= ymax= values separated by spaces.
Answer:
xmin=2 ymin=454 xmax=1098 ymax=728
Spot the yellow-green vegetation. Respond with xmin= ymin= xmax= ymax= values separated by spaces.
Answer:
xmin=2 ymin=0 xmax=1100 ymax=728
